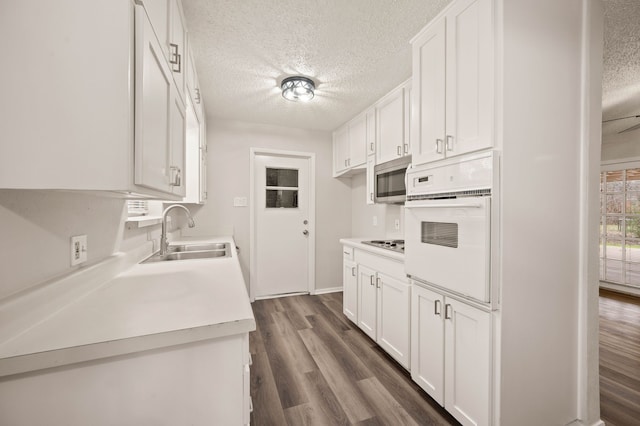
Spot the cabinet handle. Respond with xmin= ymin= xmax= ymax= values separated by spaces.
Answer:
xmin=446 ymin=135 xmax=454 ymax=152
xmin=348 ymin=158 xmax=351 ymax=167
xmin=397 ymin=145 xmax=402 ymax=156
xmin=376 ymin=277 xmax=381 ymax=288
xmin=344 ymin=159 xmax=348 ymax=167
xmin=169 ymin=166 xmax=181 ymax=186
xmin=444 ymin=303 xmax=452 ymax=320
xmin=169 ymin=43 xmax=182 ymax=73
xmin=351 ymin=266 xmax=356 ymax=277
xmin=404 ymin=143 xmax=409 ymax=154
xmin=435 ymin=139 xmax=443 ymax=154
xmin=195 ymin=88 xmax=201 ymax=104
xmin=370 ymin=142 xmax=374 ymax=153
xmin=370 ymin=275 xmax=375 ymax=286
xmin=434 ymin=299 xmax=441 ymax=316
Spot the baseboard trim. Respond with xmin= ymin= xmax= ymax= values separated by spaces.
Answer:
xmin=566 ymin=419 xmax=605 ymax=426
xmin=312 ymin=286 xmax=342 ymax=295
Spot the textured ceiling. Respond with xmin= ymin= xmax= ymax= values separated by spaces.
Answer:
xmin=183 ymin=0 xmax=640 ymax=136
xmin=182 ymin=0 xmax=451 ymax=131
xmin=602 ymin=0 xmax=640 ymax=136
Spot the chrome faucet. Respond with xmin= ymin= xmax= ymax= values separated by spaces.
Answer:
xmin=160 ymin=204 xmax=196 ymax=255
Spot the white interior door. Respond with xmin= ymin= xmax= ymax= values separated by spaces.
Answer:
xmin=254 ymin=154 xmax=310 ymax=298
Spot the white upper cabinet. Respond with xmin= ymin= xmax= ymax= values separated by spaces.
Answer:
xmin=186 ymin=45 xmax=204 ymax=120
xmin=411 ymin=0 xmax=493 ymax=166
xmin=332 ymin=112 xmax=367 ymax=177
xmin=139 ymin=0 xmax=188 ymax=102
xmin=134 ymin=4 xmax=186 ymax=196
xmin=376 ymin=82 xmax=411 ymax=165
xmin=333 ymin=126 xmax=350 ymax=175
xmin=183 ymin=97 xmax=207 ymax=204
xmin=349 ymin=114 xmax=367 ymax=168
xmin=366 ymin=108 xmax=376 ymax=156
xmin=0 ymin=0 xmax=201 ymax=199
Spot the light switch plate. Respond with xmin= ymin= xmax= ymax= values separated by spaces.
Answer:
xmin=233 ymin=197 xmax=248 ymax=207
xmin=71 ymin=235 xmax=88 ymax=266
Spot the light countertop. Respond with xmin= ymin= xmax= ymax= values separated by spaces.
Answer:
xmin=340 ymin=237 xmax=405 ymax=262
xmin=0 ymin=236 xmax=255 ymax=377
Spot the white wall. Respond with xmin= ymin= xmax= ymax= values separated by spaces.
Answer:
xmin=0 ymin=192 xmax=184 ymax=302
xmin=498 ymin=0 xmax=601 ymax=425
xmin=181 ymin=118 xmax=352 ymax=292
xmin=0 ymin=191 xmax=127 ymax=300
xmin=349 ymin=172 xmax=404 ymax=239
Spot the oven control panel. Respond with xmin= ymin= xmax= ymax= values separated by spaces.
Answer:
xmin=407 ymin=151 xmax=497 ymax=197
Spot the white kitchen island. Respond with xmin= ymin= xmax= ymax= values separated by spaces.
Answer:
xmin=0 ymin=237 xmax=255 ymax=426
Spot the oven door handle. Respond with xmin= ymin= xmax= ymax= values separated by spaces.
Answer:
xmin=404 ymin=202 xmax=483 ymax=209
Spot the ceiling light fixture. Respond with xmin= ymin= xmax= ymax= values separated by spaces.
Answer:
xmin=281 ymin=76 xmax=315 ymax=102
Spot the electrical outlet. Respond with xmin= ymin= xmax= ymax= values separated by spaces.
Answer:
xmin=71 ymin=235 xmax=88 ymax=266
xmin=394 ymin=219 xmax=400 ymax=230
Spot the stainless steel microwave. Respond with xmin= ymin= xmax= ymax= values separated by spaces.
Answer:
xmin=374 ymin=155 xmax=412 ymax=204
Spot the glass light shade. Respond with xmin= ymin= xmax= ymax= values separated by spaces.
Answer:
xmin=281 ymin=76 xmax=315 ymax=102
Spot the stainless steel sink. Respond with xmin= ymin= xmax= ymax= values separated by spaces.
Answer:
xmin=168 ymin=243 xmax=227 ymax=252
xmin=141 ymin=243 xmax=231 ymax=263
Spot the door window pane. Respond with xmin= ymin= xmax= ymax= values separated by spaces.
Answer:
xmin=266 ymin=168 xmax=298 ymax=187
xmin=266 ymin=189 xmax=298 ymax=208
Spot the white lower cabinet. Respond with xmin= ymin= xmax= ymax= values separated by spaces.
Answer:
xmin=343 ymin=258 xmax=358 ymax=323
xmin=0 ymin=333 xmax=252 ymax=426
xmin=376 ymin=272 xmax=411 ymax=367
xmin=411 ymin=284 xmax=491 ymax=426
xmin=344 ymin=246 xmax=411 ymax=370
xmin=357 ymin=264 xmax=378 ymax=339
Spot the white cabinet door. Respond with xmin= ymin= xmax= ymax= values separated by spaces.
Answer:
xmin=333 ymin=126 xmax=350 ymax=175
xmin=349 ymin=114 xmax=367 ymax=168
xmin=444 ymin=0 xmax=493 ymax=161
xmin=169 ymin=0 xmax=187 ymax=100
xmin=411 ymin=0 xmax=492 ymax=167
xmin=343 ymin=259 xmax=358 ymax=323
xmin=377 ymin=272 xmax=411 ymax=369
xmin=366 ymin=108 xmax=376 ymax=156
xmin=411 ymin=17 xmax=446 ymax=165
xmin=140 ymin=0 xmax=187 ymax=102
xmin=183 ymin=97 xmax=203 ymax=203
xmin=186 ymin=45 xmax=203 ymax=120
xmin=444 ymin=298 xmax=491 ymax=426
xmin=170 ymin=85 xmax=186 ymax=196
xmin=366 ymin=157 xmax=375 ymax=205
xmin=357 ymin=265 xmax=377 ymax=340
xmin=411 ymin=285 xmax=445 ymax=405
xmin=134 ymin=5 xmax=173 ymax=193
xmin=376 ymin=87 xmax=406 ymax=164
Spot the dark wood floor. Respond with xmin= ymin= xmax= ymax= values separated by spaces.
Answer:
xmin=599 ymin=289 xmax=640 ymax=426
xmin=249 ymin=292 xmax=459 ymax=425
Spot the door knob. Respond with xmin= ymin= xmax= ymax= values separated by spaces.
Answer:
xmin=303 ymin=230 xmax=309 ymax=236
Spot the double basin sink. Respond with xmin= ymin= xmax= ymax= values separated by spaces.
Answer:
xmin=142 ymin=242 xmax=231 ymax=263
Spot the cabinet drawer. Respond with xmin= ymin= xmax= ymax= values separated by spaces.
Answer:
xmin=355 ymin=250 xmax=405 ymax=281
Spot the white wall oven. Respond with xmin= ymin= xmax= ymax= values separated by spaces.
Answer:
xmin=405 ymin=152 xmax=498 ymax=304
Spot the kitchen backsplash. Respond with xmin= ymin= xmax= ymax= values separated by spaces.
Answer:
xmin=350 ymin=173 xmax=404 ymax=239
